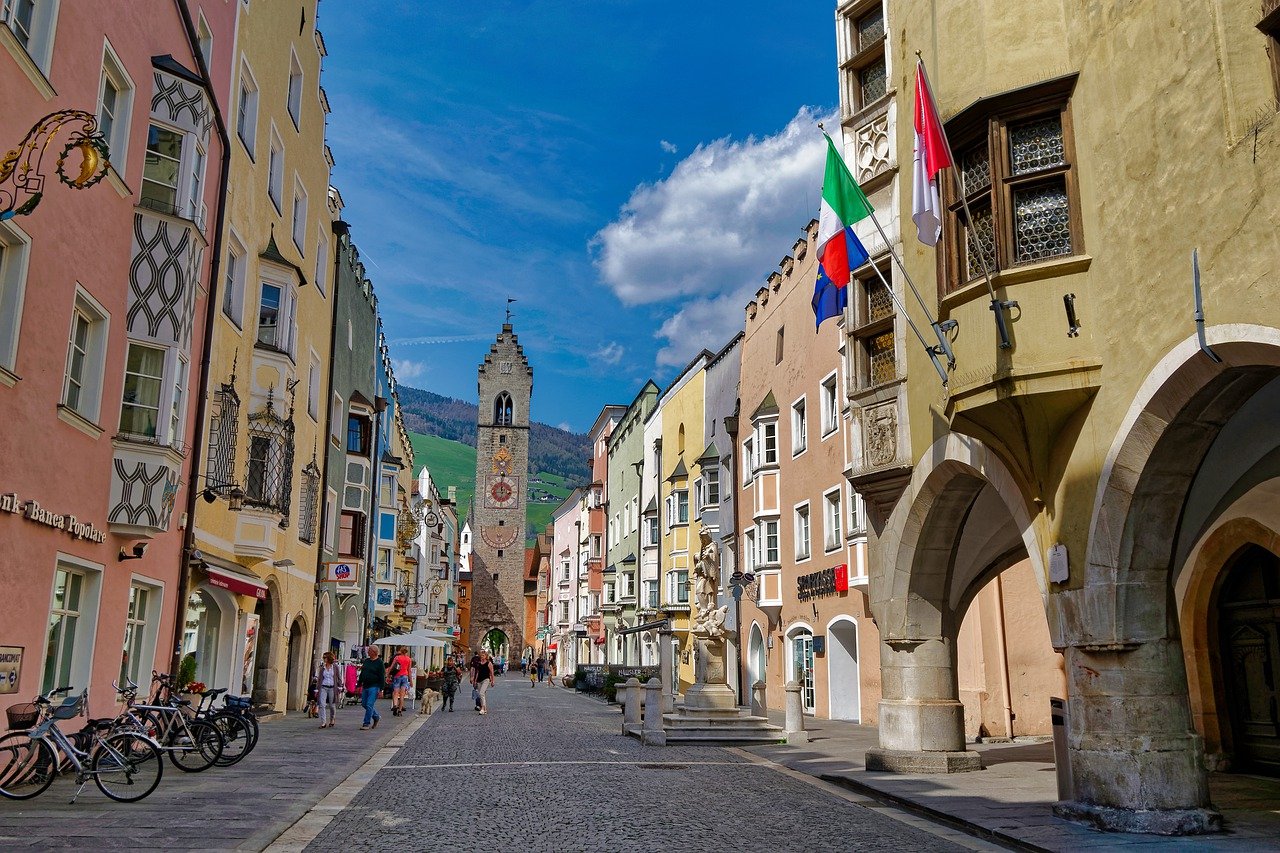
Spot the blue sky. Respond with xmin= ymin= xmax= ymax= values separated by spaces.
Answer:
xmin=320 ymin=1 xmax=838 ymax=432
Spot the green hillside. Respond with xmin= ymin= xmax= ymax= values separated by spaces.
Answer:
xmin=408 ymin=431 xmax=574 ymax=543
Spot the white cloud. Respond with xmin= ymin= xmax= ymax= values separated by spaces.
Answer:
xmin=593 ymin=107 xmax=831 ymax=370
xmin=660 ymin=139 xmax=678 ymax=154
xmin=592 ymin=341 xmax=625 ymax=366
xmin=393 ymin=358 xmax=428 ymax=383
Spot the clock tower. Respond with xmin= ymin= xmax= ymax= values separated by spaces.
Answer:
xmin=469 ymin=323 xmax=532 ymax=660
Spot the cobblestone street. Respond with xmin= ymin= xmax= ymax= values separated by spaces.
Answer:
xmin=287 ymin=680 xmax=988 ymax=853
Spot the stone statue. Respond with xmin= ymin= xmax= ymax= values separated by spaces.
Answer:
xmin=692 ymin=529 xmax=728 ymax=640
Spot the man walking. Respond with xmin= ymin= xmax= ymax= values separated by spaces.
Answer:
xmin=470 ymin=650 xmax=496 ymax=715
xmin=358 ymin=646 xmax=387 ymax=730
xmin=535 ymin=655 xmax=546 ymax=683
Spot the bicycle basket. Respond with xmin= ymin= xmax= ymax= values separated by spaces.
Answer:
xmin=5 ymin=702 xmax=39 ymax=730
xmin=224 ymin=695 xmax=250 ymax=710
xmin=51 ymin=695 xmax=83 ymax=720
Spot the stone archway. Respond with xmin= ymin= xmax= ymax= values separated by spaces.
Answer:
xmin=868 ymin=433 xmax=1040 ymax=773
xmin=285 ymin=616 xmax=308 ymax=711
xmin=747 ymin=622 xmax=766 ymax=690
xmin=252 ymin=579 xmax=281 ymax=708
xmin=1062 ymin=328 xmax=1280 ymax=833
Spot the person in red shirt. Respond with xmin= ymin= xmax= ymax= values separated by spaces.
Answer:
xmin=390 ymin=646 xmax=414 ymax=716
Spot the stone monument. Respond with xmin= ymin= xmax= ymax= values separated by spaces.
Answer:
xmin=683 ymin=529 xmax=736 ymax=710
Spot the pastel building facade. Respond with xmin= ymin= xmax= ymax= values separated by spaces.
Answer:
xmin=0 ymin=0 xmax=233 ymax=715
xmin=606 ymin=381 xmax=659 ymax=665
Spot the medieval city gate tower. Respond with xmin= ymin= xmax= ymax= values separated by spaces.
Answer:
xmin=469 ymin=324 xmax=531 ymax=659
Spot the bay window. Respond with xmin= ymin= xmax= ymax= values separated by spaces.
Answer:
xmin=119 ymin=343 xmax=165 ymax=438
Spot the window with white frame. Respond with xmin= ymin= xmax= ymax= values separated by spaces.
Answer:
xmin=667 ymin=569 xmax=689 ymax=605
xmin=314 ymin=227 xmax=329 ymax=297
xmin=97 ymin=43 xmax=133 ymax=177
xmin=308 ymin=355 xmax=320 ymax=421
xmin=141 ymin=124 xmax=182 ymax=215
xmin=591 ymin=534 xmax=602 ymax=559
xmin=794 ymin=503 xmax=811 ymax=561
xmin=267 ymin=127 xmax=283 ymax=210
xmin=849 ymin=490 xmax=863 ymax=535
xmin=195 ymin=13 xmax=212 ymax=71
xmin=760 ymin=421 xmax=778 ymax=466
xmin=743 ymin=528 xmax=756 ymax=573
xmin=761 ymin=519 xmax=780 ymax=565
xmin=621 ymin=572 xmax=634 ymax=599
xmin=292 ymin=180 xmax=307 ymax=251
xmin=188 ymin=143 xmax=206 ymax=225
xmin=741 ymin=436 xmax=755 ymax=485
xmin=0 ymin=221 xmax=31 ymax=375
xmin=324 ymin=487 xmax=338 ymax=551
xmin=666 ymin=490 xmax=688 ymax=526
xmin=170 ymin=354 xmax=187 ymax=445
xmin=119 ymin=343 xmax=166 ymax=438
xmin=792 ymin=397 xmax=807 ymax=455
xmin=704 ymin=465 xmax=720 ymax=507
xmin=603 ymin=580 xmax=615 ymax=603
xmin=820 ymin=372 xmax=839 ymax=436
xmin=121 ymin=582 xmax=157 ymax=684
xmin=60 ymin=288 xmax=108 ymax=422
xmin=256 ymin=278 xmax=296 ymax=356
xmin=286 ymin=49 xmax=303 ymax=129
xmin=824 ymin=488 xmax=843 ymax=551
xmin=380 ymin=472 xmax=395 ymax=508
xmin=642 ymin=579 xmax=658 ymax=608
xmin=644 ymin=515 xmax=658 ymax=547
xmin=377 ymin=547 xmax=392 ymax=583
xmin=222 ymin=235 xmax=246 ymax=326
xmin=560 ymin=558 xmax=571 ymax=582
xmin=693 ymin=477 xmax=703 ymax=517
xmin=2 ymin=0 xmax=58 ymax=74
xmin=43 ymin=562 xmax=99 ymax=694
xmin=236 ymin=61 xmax=259 ymax=155
xmin=329 ymin=393 xmax=342 ymax=443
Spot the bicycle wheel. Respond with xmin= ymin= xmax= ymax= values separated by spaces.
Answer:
xmin=0 ymin=733 xmax=57 ymax=800
xmin=168 ymin=720 xmax=223 ymax=772
xmin=93 ymin=733 xmax=163 ymax=802
xmin=208 ymin=714 xmax=252 ymax=766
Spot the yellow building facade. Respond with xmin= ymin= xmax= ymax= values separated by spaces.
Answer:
xmin=186 ymin=0 xmax=334 ymax=712
xmin=656 ymin=354 xmax=709 ymax=691
xmin=848 ymin=0 xmax=1280 ymax=833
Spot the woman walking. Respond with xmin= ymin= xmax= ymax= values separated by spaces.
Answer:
xmin=470 ymin=650 xmax=496 ymax=715
xmin=316 ymin=651 xmax=342 ymax=728
xmin=390 ymin=645 xmax=413 ymax=716
xmin=358 ymin=646 xmax=387 ymax=730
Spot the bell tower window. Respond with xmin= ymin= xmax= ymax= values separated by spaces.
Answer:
xmin=493 ymin=391 xmax=513 ymax=426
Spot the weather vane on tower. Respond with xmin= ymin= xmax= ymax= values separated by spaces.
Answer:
xmin=505 ymin=297 xmax=516 ymax=325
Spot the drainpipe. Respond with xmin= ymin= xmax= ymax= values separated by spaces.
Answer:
xmin=992 ymin=573 xmax=1015 ymax=740
xmin=170 ymin=0 xmax=232 ymax=679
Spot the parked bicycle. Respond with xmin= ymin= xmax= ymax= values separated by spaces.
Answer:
xmin=115 ymin=674 xmax=224 ymax=772
xmin=0 ymin=687 xmax=163 ymax=803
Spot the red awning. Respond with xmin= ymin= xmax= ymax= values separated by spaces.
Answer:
xmin=207 ymin=566 xmax=268 ymax=600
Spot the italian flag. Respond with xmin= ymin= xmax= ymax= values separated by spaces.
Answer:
xmin=813 ymin=133 xmax=873 ymax=329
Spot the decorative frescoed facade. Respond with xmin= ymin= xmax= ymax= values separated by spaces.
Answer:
xmin=0 ymin=0 xmax=233 ymax=716
xmin=186 ymin=0 xmax=334 ymax=712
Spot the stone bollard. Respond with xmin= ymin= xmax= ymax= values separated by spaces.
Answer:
xmin=622 ymin=677 xmax=642 ymax=735
xmin=751 ymin=680 xmax=767 ymax=717
xmin=642 ymin=677 xmax=666 ymax=746
xmin=784 ymin=680 xmax=809 ymax=744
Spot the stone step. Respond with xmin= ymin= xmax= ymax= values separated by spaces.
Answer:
xmin=663 ymin=730 xmax=786 ymax=745
xmin=662 ymin=712 xmax=772 ymax=725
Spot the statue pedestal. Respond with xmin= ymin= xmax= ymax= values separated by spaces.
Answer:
xmin=685 ymin=637 xmax=736 ymax=710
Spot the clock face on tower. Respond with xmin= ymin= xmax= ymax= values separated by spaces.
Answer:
xmin=486 ymin=475 xmax=519 ymax=508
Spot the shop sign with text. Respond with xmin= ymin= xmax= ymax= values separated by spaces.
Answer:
xmin=0 ymin=493 xmax=106 ymax=543
xmin=796 ymin=564 xmax=849 ymax=601
xmin=0 ymin=646 xmax=23 ymax=694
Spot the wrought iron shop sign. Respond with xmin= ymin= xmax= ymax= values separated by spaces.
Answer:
xmin=796 ymin=564 xmax=849 ymax=601
xmin=0 ymin=493 xmax=106 ymax=543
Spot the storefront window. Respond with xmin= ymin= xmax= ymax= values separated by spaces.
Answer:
xmin=43 ymin=569 xmax=83 ymax=694
xmin=121 ymin=584 xmax=151 ymax=684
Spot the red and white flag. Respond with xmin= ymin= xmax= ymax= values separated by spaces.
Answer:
xmin=912 ymin=60 xmax=952 ymax=247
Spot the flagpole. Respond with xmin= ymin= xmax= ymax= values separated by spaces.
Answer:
xmin=917 ymin=53 xmax=1016 ymax=350
xmin=819 ymin=125 xmax=956 ymax=372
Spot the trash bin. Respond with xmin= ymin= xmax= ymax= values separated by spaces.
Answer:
xmin=1050 ymin=697 xmax=1073 ymax=801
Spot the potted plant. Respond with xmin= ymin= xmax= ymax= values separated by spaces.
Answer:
xmin=425 ymin=669 xmax=444 ymax=691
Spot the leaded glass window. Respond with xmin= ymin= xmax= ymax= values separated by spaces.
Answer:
xmin=943 ymin=85 xmax=1080 ymax=292
xmin=840 ymin=2 xmax=888 ymax=117
xmin=852 ymin=262 xmax=896 ymax=389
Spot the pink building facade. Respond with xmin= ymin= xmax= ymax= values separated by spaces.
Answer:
xmin=0 ymin=1 xmax=233 ymax=715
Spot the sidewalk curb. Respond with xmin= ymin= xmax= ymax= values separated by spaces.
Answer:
xmin=259 ymin=713 xmax=431 ymax=853
xmin=817 ymin=771 xmax=1047 ymax=853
